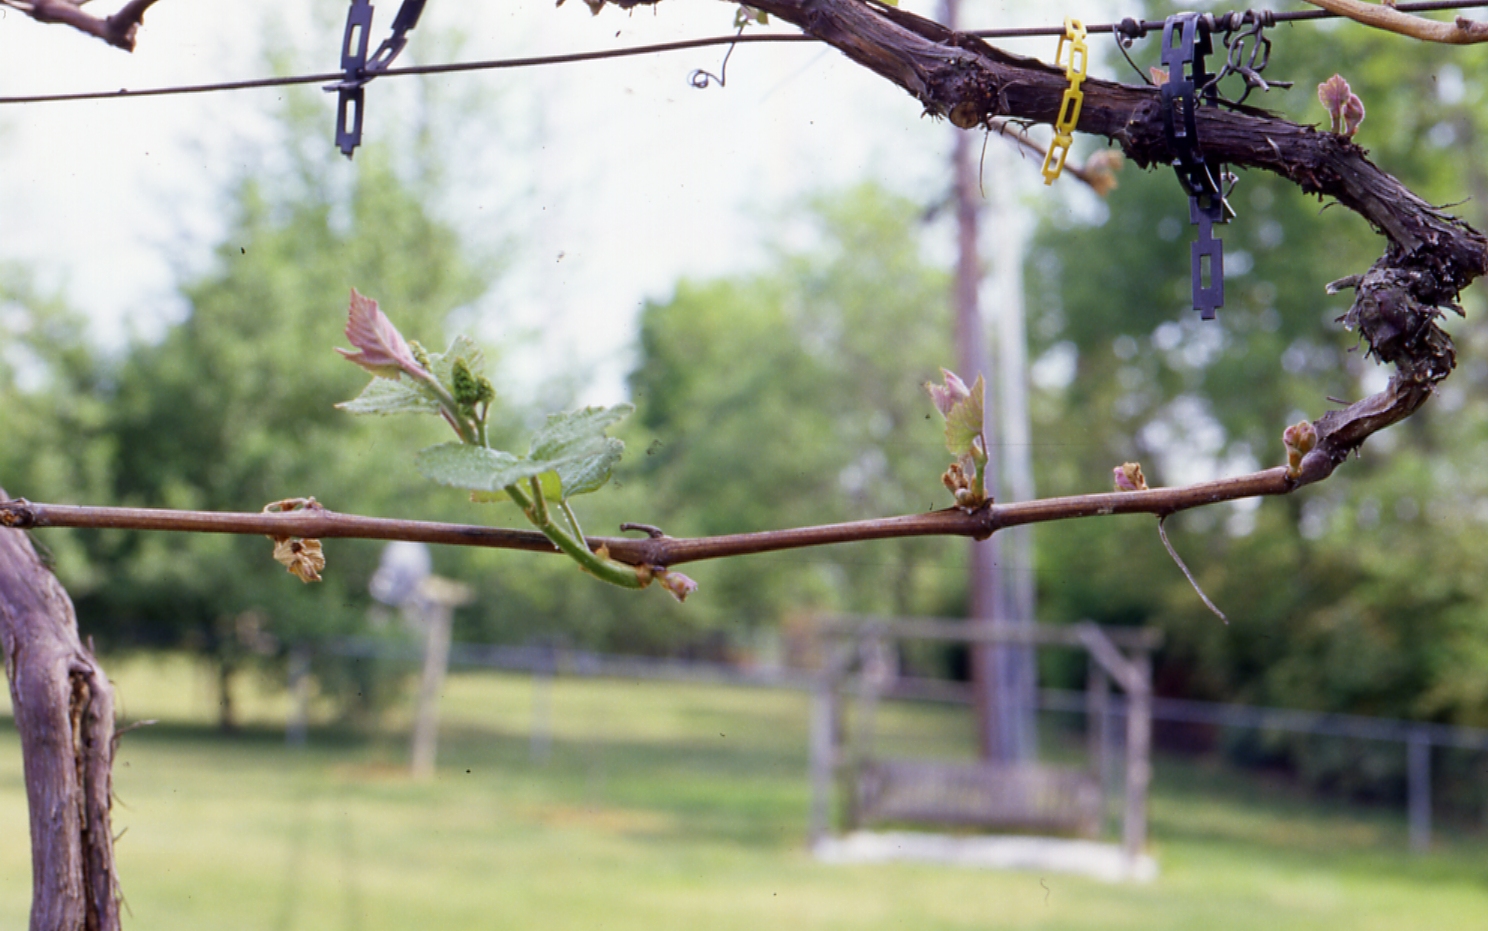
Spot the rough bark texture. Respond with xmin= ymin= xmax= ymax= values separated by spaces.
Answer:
xmin=0 ymin=488 xmax=119 ymax=931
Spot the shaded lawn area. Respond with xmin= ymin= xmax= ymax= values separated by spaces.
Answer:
xmin=2 ymin=654 xmax=1486 ymax=929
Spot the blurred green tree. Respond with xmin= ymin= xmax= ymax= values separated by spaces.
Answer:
xmin=622 ymin=184 xmax=966 ymax=637
xmin=81 ymin=139 xmax=493 ymax=728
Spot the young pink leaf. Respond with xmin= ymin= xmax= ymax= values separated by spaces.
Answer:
xmin=925 ymin=368 xmax=971 ymax=418
xmin=1318 ymin=75 xmax=1365 ymax=137
xmin=337 ymin=288 xmax=431 ymax=380
xmin=1341 ymin=93 xmax=1365 ymax=138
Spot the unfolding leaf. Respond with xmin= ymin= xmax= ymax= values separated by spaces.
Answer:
xmin=336 ymin=375 xmax=442 ymax=416
xmin=337 ymin=289 xmax=429 ymax=380
xmin=416 ymin=443 xmax=547 ymax=492
xmin=941 ymin=374 xmax=986 ymax=458
xmin=1318 ymin=74 xmax=1365 ymax=137
xmin=925 ymin=368 xmax=971 ymax=417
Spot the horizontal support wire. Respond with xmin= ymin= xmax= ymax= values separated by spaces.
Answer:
xmin=311 ymin=636 xmax=1488 ymax=752
xmin=1 ymin=2 xmax=1485 ymax=106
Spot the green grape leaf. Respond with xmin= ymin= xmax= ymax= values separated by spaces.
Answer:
xmin=416 ymin=443 xmax=547 ymax=492
xmin=466 ymin=471 xmax=565 ymax=503
xmin=553 ymin=437 xmax=625 ymax=498
xmin=336 ymin=375 xmax=442 ymax=416
xmin=420 ymin=404 xmax=631 ymax=503
xmin=528 ymin=404 xmax=632 ymax=498
xmin=943 ymin=374 xmax=985 ymax=457
xmin=528 ymin=404 xmax=632 ymax=460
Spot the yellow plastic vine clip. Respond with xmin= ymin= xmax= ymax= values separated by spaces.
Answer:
xmin=1042 ymin=17 xmax=1089 ymax=185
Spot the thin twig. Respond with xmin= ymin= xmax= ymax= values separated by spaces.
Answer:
xmin=986 ymin=119 xmax=1120 ymax=196
xmin=2 ymin=0 xmax=162 ymax=52
xmin=1302 ymin=0 xmax=1488 ymax=44
xmin=1158 ymin=516 xmax=1228 ymax=624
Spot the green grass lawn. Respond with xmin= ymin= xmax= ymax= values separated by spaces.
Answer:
xmin=3 ymin=654 xmax=1487 ymax=929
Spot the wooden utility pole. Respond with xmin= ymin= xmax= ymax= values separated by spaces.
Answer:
xmin=986 ymin=139 xmax=1039 ymax=642
xmin=943 ymin=0 xmax=1035 ymax=763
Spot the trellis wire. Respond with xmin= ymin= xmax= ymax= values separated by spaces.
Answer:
xmin=0 ymin=1 xmax=1484 ymax=106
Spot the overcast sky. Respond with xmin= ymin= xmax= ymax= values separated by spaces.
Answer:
xmin=0 ymin=1 xmax=1118 ymax=401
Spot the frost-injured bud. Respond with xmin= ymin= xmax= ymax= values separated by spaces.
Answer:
xmin=1318 ymin=75 xmax=1365 ymax=138
xmin=925 ymin=368 xmax=972 ymax=418
xmin=272 ymin=537 xmax=326 ymax=583
xmin=337 ymin=289 xmax=431 ymax=380
xmin=1113 ymin=462 xmax=1147 ymax=492
xmin=1283 ymin=421 xmax=1318 ymax=478
xmin=942 ymin=465 xmax=963 ymax=495
xmin=655 ymin=568 xmax=698 ymax=603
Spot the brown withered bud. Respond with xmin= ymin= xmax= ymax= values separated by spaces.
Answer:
xmin=1283 ymin=421 xmax=1318 ymax=478
xmin=1113 ymin=462 xmax=1148 ymax=492
xmin=272 ymin=537 xmax=326 ymax=584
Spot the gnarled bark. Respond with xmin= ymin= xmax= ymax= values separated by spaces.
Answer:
xmin=0 ymin=488 xmax=118 ymax=931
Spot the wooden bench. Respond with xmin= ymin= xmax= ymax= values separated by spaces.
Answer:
xmin=854 ymin=760 xmax=1103 ymax=838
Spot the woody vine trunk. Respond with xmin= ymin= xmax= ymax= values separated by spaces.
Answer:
xmin=0 ymin=488 xmax=119 ymax=931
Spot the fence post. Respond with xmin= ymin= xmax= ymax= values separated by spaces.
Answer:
xmin=1408 ymin=728 xmax=1432 ymax=853
xmin=809 ymin=648 xmax=844 ymax=846
xmin=1087 ymin=658 xmax=1111 ymax=833
xmin=409 ymin=601 xmax=453 ymax=779
xmin=1123 ymin=653 xmax=1152 ymax=868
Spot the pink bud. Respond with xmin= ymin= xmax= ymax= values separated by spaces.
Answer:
xmin=1318 ymin=75 xmax=1365 ymax=138
xmin=1113 ymin=462 xmax=1147 ymax=492
xmin=337 ymin=289 xmax=431 ymax=380
xmin=656 ymin=569 xmax=698 ymax=603
xmin=925 ymin=368 xmax=971 ymax=417
xmin=1341 ymin=94 xmax=1365 ymax=137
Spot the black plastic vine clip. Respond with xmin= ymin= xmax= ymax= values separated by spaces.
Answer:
xmin=326 ymin=0 xmax=429 ymax=159
xmin=1160 ymin=12 xmax=1228 ymax=321
xmin=1212 ymin=10 xmax=1289 ymax=107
